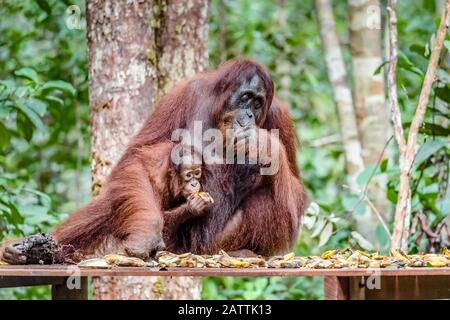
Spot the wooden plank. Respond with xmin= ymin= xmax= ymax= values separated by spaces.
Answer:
xmin=324 ymin=276 xmax=349 ymax=300
xmin=347 ymin=275 xmax=450 ymax=300
xmin=52 ymin=277 xmax=88 ymax=300
xmin=1 ymin=267 xmax=449 ymax=300
xmin=0 ymin=265 xmax=449 ymax=277
xmin=0 ymin=276 xmax=65 ymax=288
xmin=348 ymin=276 xmax=366 ymax=300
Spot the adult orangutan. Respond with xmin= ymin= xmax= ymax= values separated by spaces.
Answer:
xmin=0 ymin=59 xmax=306 ymax=264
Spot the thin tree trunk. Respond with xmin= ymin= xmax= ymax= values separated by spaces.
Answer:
xmin=388 ymin=0 xmax=450 ymax=250
xmin=87 ymin=0 xmax=208 ymax=300
xmin=315 ymin=0 xmax=365 ymax=191
xmin=349 ymin=0 xmax=391 ymax=245
xmin=386 ymin=0 xmax=408 ymax=251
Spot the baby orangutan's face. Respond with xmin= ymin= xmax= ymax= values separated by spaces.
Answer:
xmin=180 ymin=164 xmax=202 ymax=198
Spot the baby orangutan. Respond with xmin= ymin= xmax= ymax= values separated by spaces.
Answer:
xmin=163 ymin=145 xmax=214 ymax=252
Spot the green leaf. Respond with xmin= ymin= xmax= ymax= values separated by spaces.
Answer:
xmin=387 ymin=188 xmax=398 ymax=204
xmin=410 ymin=43 xmax=427 ymax=57
xmin=311 ymin=218 xmax=326 ymax=238
xmin=398 ymin=51 xmax=424 ymax=78
xmin=419 ymin=183 xmax=438 ymax=195
xmin=0 ymin=102 xmax=13 ymax=118
xmin=41 ymin=80 xmax=76 ymax=96
xmin=436 ymin=198 xmax=450 ymax=217
xmin=342 ymin=195 xmax=366 ymax=216
xmin=302 ymin=215 xmax=316 ymax=230
xmin=0 ymin=122 xmax=11 ymax=149
xmin=13 ymin=103 xmax=45 ymax=132
xmin=306 ymin=202 xmax=320 ymax=216
xmin=435 ymin=86 xmax=450 ymax=103
xmin=23 ymin=188 xmax=52 ymax=208
xmin=419 ymin=122 xmax=450 ymax=136
xmin=26 ymin=98 xmax=47 ymax=117
xmin=351 ymin=231 xmax=374 ymax=251
xmin=318 ymin=222 xmax=333 ymax=247
xmin=444 ymin=40 xmax=450 ymax=52
xmin=437 ymin=68 xmax=450 ymax=83
xmin=1 ymin=200 xmax=25 ymax=225
xmin=354 ymin=201 xmax=366 ymax=216
xmin=15 ymin=86 xmax=30 ymax=98
xmin=414 ymin=140 xmax=447 ymax=167
xmin=16 ymin=111 xmax=34 ymax=141
xmin=35 ymin=0 xmax=52 ymax=15
xmin=430 ymin=107 xmax=450 ymax=120
xmin=14 ymin=68 xmax=39 ymax=83
xmin=380 ymin=159 xmax=388 ymax=172
xmin=43 ymin=95 xmax=64 ymax=106
xmin=373 ymin=61 xmax=389 ymax=76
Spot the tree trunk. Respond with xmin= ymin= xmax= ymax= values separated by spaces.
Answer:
xmin=86 ymin=0 xmax=208 ymax=300
xmin=348 ymin=0 xmax=391 ymax=246
xmin=315 ymin=0 xmax=365 ymax=191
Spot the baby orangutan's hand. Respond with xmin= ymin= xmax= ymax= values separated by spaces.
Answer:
xmin=187 ymin=192 xmax=213 ymax=215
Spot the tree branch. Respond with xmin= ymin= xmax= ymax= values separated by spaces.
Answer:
xmin=387 ymin=0 xmax=406 ymax=153
xmin=390 ymin=0 xmax=450 ymax=250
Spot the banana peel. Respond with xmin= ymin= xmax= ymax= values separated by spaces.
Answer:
xmin=71 ymin=248 xmax=449 ymax=269
xmin=104 ymin=254 xmax=148 ymax=267
xmin=78 ymin=258 xmax=111 ymax=269
xmin=423 ymin=254 xmax=448 ymax=267
xmin=443 ymin=247 xmax=449 ymax=257
xmin=194 ymin=192 xmax=214 ymax=203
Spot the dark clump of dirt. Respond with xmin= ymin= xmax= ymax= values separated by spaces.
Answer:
xmin=20 ymin=233 xmax=59 ymax=264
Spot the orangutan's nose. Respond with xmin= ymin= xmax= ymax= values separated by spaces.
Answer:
xmin=190 ymin=181 xmax=199 ymax=188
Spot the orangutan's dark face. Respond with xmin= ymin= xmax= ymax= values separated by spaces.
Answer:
xmin=223 ymin=74 xmax=267 ymax=130
xmin=180 ymin=164 xmax=202 ymax=198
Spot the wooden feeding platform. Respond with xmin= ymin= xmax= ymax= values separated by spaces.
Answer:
xmin=1 ymin=265 xmax=449 ymax=300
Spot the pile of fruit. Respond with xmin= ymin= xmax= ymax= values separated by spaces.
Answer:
xmin=74 ymin=248 xmax=450 ymax=269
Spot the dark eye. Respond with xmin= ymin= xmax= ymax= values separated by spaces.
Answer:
xmin=184 ymin=172 xmax=192 ymax=181
xmin=240 ymin=93 xmax=250 ymax=102
xmin=193 ymin=169 xmax=201 ymax=178
xmin=254 ymin=97 xmax=263 ymax=109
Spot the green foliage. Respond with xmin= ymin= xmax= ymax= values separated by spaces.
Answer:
xmin=0 ymin=0 xmax=89 ymax=299
xmin=0 ymin=69 xmax=75 ymax=146
xmin=0 ymin=0 xmax=447 ymax=300
xmin=0 ymin=0 xmax=90 ymax=222
xmin=0 ymin=286 xmax=50 ymax=300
